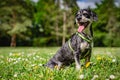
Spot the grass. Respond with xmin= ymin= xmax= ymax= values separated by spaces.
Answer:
xmin=0 ymin=47 xmax=120 ymax=80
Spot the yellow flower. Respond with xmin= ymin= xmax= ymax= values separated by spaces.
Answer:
xmin=85 ymin=62 xmax=91 ymax=68
xmin=33 ymin=65 xmax=38 ymax=70
xmin=12 ymin=53 xmax=21 ymax=57
xmin=96 ymin=56 xmax=102 ymax=60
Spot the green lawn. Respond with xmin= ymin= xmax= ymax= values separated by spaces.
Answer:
xmin=0 ymin=47 xmax=120 ymax=80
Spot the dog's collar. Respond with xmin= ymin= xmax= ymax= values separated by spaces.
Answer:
xmin=76 ymin=32 xmax=92 ymax=43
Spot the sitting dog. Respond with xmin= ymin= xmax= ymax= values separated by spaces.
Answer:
xmin=44 ymin=9 xmax=98 ymax=70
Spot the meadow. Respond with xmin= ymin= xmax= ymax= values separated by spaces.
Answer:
xmin=0 ymin=47 xmax=120 ymax=80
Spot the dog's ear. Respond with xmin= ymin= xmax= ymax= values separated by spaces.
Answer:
xmin=91 ymin=11 xmax=98 ymax=21
xmin=74 ymin=12 xmax=79 ymax=25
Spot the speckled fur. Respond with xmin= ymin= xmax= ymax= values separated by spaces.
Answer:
xmin=44 ymin=9 xmax=97 ymax=70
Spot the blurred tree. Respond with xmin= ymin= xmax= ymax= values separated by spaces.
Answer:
xmin=34 ymin=0 xmax=78 ymax=46
xmin=93 ymin=0 xmax=120 ymax=47
xmin=0 ymin=0 xmax=34 ymax=47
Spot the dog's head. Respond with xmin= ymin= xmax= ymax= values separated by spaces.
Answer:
xmin=75 ymin=9 xmax=98 ymax=32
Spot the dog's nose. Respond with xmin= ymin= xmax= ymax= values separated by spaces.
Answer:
xmin=77 ymin=16 xmax=81 ymax=20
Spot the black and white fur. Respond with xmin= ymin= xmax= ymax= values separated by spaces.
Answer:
xmin=44 ymin=9 xmax=98 ymax=70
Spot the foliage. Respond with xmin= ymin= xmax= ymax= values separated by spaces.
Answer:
xmin=93 ymin=0 xmax=120 ymax=47
xmin=0 ymin=0 xmax=34 ymax=46
xmin=0 ymin=47 xmax=120 ymax=79
xmin=33 ymin=0 xmax=78 ymax=46
xmin=0 ymin=0 xmax=120 ymax=47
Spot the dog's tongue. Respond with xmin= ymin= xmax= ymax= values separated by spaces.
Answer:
xmin=78 ymin=25 xmax=85 ymax=32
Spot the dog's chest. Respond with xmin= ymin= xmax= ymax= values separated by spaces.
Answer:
xmin=80 ymin=41 xmax=91 ymax=52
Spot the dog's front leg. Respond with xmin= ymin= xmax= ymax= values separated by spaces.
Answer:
xmin=74 ymin=51 xmax=81 ymax=70
xmin=85 ymin=49 xmax=91 ymax=65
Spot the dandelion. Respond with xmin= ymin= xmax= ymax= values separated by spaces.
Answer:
xmin=91 ymin=75 xmax=98 ymax=80
xmin=79 ymin=74 xmax=84 ymax=79
xmin=85 ymin=62 xmax=91 ymax=68
xmin=110 ymin=75 xmax=115 ymax=79
xmin=14 ymin=53 xmax=22 ymax=56
xmin=33 ymin=65 xmax=38 ymax=70
xmin=96 ymin=56 xmax=102 ymax=60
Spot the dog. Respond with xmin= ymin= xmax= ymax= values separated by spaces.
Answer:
xmin=44 ymin=9 xmax=98 ymax=70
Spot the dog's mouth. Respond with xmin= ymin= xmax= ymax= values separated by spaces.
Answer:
xmin=77 ymin=22 xmax=89 ymax=32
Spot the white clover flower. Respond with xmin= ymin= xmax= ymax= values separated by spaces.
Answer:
xmin=17 ymin=57 xmax=21 ymax=61
xmin=22 ymin=58 xmax=27 ymax=61
xmin=110 ymin=75 xmax=115 ymax=79
xmin=40 ymin=57 xmax=45 ymax=60
xmin=49 ymin=53 xmax=55 ymax=54
xmin=36 ymin=55 xmax=40 ymax=58
xmin=31 ymin=64 xmax=36 ymax=67
xmin=9 ymin=52 xmax=13 ymax=56
xmin=33 ymin=57 xmax=36 ymax=60
xmin=13 ymin=61 xmax=19 ymax=64
xmin=14 ymin=73 xmax=18 ymax=77
xmin=91 ymin=75 xmax=98 ymax=80
xmin=27 ymin=54 xmax=33 ymax=57
xmin=79 ymin=74 xmax=84 ymax=79
xmin=39 ymin=63 xmax=43 ymax=66
xmin=8 ymin=58 xmax=15 ymax=62
xmin=112 ymin=59 xmax=116 ymax=63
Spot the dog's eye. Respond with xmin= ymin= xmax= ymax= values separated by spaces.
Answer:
xmin=83 ymin=13 xmax=90 ymax=18
xmin=83 ymin=13 xmax=88 ymax=16
xmin=76 ymin=14 xmax=79 ymax=17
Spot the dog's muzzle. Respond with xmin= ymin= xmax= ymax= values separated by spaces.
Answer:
xmin=77 ymin=15 xmax=92 ymax=23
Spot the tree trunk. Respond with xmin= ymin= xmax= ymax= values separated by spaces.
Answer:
xmin=10 ymin=11 xmax=17 ymax=47
xmin=62 ymin=11 xmax=66 ymax=45
xmin=10 ymin=34 xmax=16 ymax=47
xmin=55 ymin=22 xmax=59 ymax=45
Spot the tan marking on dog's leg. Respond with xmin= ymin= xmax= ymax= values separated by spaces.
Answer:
xmin=57 ymin=62 xmax=62 ymax=70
